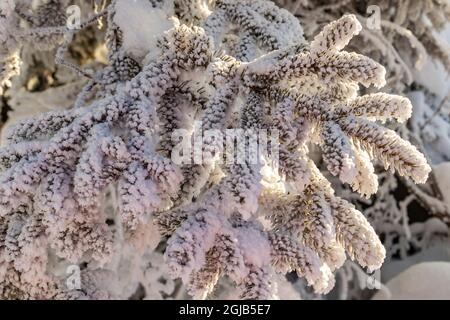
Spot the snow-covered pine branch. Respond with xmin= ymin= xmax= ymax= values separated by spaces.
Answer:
xmin=0 ymin=0 xmax=431 ymax=299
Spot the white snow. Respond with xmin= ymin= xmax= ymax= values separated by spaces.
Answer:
xmin=373 ymin=262 xmax=450 ymax=300
xmin=114 ymin=0 xmax=175 ymax=60
xmin=413 ymin=24 xmax=450 ymax=100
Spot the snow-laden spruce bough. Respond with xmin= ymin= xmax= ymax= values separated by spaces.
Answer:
xmin=0 ymin=0 xmax=431 ymax=299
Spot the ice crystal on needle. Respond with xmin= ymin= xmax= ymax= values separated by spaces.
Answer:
xmin=0 ymin=0 xmax=431 ymax=299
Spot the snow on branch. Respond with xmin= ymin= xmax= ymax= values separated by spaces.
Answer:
xmin=0 ymin=0 xmax=431 ymax=299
